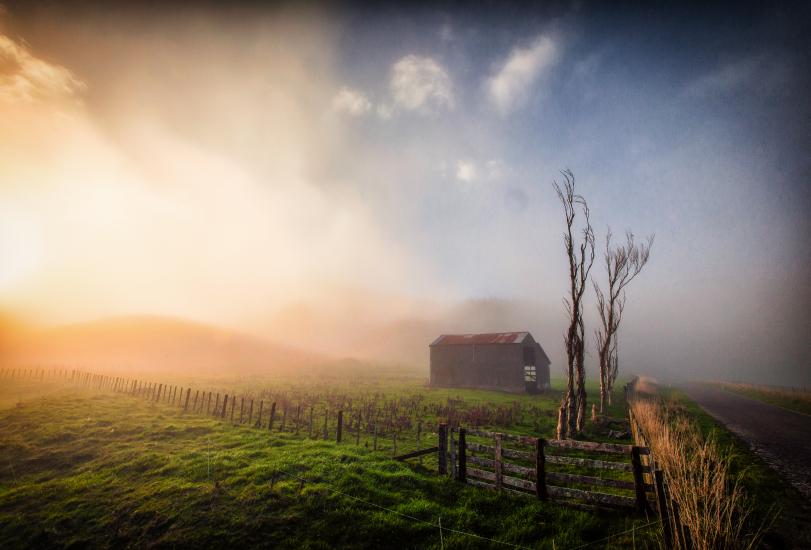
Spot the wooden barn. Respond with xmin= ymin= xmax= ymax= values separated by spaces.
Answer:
xmin=429 ymin=332 xmax=551 ymax=393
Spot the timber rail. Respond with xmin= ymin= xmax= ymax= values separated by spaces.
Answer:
xmin=440 ymin=427 xmax=654 ymax=512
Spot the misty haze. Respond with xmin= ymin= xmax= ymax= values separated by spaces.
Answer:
xmin=1 ymin=1 xmax=809 ymax=549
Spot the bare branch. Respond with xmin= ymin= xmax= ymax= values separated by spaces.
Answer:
xmin=593 ymin=223 xmax=653 ymax=412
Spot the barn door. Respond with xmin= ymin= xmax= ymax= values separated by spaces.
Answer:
xmin=523 ymin=347 xmax=538 ymax=393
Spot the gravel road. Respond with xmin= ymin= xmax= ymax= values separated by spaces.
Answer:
xmin=681 ymin=383 xmax=811 ymax=501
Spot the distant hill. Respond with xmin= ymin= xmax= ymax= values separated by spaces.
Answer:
xmin=354 ymin=298 xmax=563 ymax=366
xmin=2 ymin=315 xmax=324 ymax=375
xmin=261 ymin=296 xmax=563 ymax=369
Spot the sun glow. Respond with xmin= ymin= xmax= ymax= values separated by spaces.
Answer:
xmin=0 ymin=15 xmax=429 ymax=330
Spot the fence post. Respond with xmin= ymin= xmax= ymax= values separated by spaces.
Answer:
xmin=417 ymin=421 xmax=423 ymax=465
xmin=654 ymin=469 xmax=673 ymax=549
xmin=535 ymin=438 xmax=548 ymax=500
xmin=457 ymin=428 xmax=466 ymax=482
xmin=296 ymin=405 xmax=301 ymax=435
xmin=222 ymin=395 xmax=229 ymax=418
xmin=184 ymin=388 xmax=191 ymax=411
xmin=631 ymin=446 xmax=650 ymax=513
xmin=247 ymin=400 xmax=254 ymax=425
xmin=256 ymin=400 xmax=264 ymax=427
xmin=450 ymin=428 xmax=457 ymax=478
xmin=337 ymin=410 xmax=343 ymax=443
xmin=438 ymin=423 xmax=447 ymax=475
xmin=355 ymin=414 xmax=360 ymax=445
xmin=269 ymin=402 xmax=276 ymax=431
xmin=239 ymin=398 xmax=245 ymax=424
xmin=494 ymin=433 xmax=503 ymax=491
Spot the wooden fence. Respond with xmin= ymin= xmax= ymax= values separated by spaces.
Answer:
xmin=0 ymin=367 xmax=441 ymax=458
xmin=433 ymin=426 xmax=655 ymax=512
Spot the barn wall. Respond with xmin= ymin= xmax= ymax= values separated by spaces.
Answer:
xmin=518 ymin=333 xmax=551 ymax=391
xmin=430 ymin=343 xmax=525 ymax=392
xmin=528 ymin=338 xmax=551 ymax=389
xmin=534 ymin=343 xmax=551 ymax=389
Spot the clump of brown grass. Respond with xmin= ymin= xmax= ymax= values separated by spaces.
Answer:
xmin=631 ymin=397 xmax=767 ymax=549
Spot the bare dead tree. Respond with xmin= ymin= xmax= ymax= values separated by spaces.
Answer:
xmin=553 ymin=169 xmax=595 ymax=437
xmin=594 ymin=229 xmax=653 ymax=412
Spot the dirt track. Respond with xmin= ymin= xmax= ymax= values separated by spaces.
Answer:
xmin=682 ymin=383 xmax=811 ymax=501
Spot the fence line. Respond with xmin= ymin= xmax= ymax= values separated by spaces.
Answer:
xmin=0 ymin=366 xmax=442 ymax=459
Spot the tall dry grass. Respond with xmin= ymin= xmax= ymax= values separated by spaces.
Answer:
xmin=631 ymin=397 xmax=767 ymax=549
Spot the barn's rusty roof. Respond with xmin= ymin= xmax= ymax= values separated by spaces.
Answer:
xmin=430 ymin=332 xmax=529 ymax=346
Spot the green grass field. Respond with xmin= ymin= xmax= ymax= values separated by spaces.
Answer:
xmin=0 ymin=376 xmax=657 ymax=549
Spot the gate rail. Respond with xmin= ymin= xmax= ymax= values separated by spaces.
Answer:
xmin=438 ymin=425 xmax=654 ymax=512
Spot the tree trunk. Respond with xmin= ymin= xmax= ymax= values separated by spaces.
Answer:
xmin=576 ymin=383 xmax=587 ymax=434
xmin=565 ymin=372 xmax=577 ymax=437
xmin=555 ymin=406 xmax=566 ymax=439
xmin=575 ymin=338 xmax=587 ymax=434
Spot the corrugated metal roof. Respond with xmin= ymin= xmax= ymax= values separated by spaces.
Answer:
xmin=430 ymin=332 xmax=529 ymax=346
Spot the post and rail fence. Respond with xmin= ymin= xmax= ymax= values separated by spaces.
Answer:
xmin=422 ymin=425 xmax=656 ymax=512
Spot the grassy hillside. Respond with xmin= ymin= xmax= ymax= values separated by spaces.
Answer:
xmin=0 ymin=378 xmax=656 ymax=549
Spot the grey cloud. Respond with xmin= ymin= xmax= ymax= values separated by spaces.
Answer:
xmin=683 ymin=53 xmax=792 ymax=98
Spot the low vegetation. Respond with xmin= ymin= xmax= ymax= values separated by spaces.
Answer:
xmin=0 ymin=376 xmax=657 ymax=549
xmin=711 ymin=381 xmax=811 ymax=415
xmin=663 ymin=387 xmax=811 ymax=549
xmin=629 ymin=379 xmax=811 ymax=549
xmin=631 ymin=396 xmax=765 ymax=549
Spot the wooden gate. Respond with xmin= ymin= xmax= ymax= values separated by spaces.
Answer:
xmin=445 ymin=427 xmax=654 ymax=512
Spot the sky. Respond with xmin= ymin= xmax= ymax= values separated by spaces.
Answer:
xmin=0 ymin=1 xmax=809 ymax=385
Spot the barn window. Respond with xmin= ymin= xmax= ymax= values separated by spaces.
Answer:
xmin=524 ymin=365 xmax=537 ymax=382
